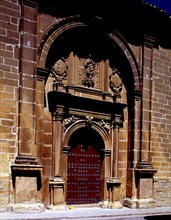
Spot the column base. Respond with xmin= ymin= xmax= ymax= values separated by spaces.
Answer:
xmin=47 ymin=204 xmax=67 ymax=210
xmin=123 ymin=198 xmax=156 ymax=209
xmin=49 ymin=176 xmax=65 ymax=206
xmin=99 ymin=200 xmax=123 ymax=209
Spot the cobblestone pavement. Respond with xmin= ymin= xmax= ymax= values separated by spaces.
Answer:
xmin=0 ymin=206 xmax=171 ymax=220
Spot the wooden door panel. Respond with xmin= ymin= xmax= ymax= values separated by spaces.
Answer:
xmin=67 ymin=145 xmax=101 ymax=205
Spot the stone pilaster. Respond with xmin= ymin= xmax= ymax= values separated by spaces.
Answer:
xmin=102 ymin=114 xmax=123 ymax=209
xmin=50 ymin=105 xmax=65 ymax=209
xmin=124 ymin=35 xmax=157 ymax=209
xmin=11 ymin=0 xmax=44 ymax=211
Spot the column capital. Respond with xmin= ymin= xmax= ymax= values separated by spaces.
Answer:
xmin=53 ymin=105 xmax=64 ymax=121
xmin=113 ymin=114 xmax=122 ymax=128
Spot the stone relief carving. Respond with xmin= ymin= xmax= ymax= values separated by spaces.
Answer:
xmin=109 ymin=68 xmax=122 ymax=96
xmin=82 ymin=56 xmax=96 ymax=88
xmin=85 ymin=116 xmax=93 ymax=127
xmin=99 ymin=119 xmax=110 ymax=133
xmin=50 ymin=57 xmax=68 ymax=83
xmin=63 ymin=115 xmax=79 ymax=131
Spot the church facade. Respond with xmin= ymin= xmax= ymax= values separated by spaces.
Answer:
xmin=0 ymin=0 xmax=171 ymax=211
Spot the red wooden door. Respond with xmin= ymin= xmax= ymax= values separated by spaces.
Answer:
xmin=67 ymin=144 xmax=101 ymax=205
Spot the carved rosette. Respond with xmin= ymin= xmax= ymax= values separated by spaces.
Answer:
xmin=82 ymin=56 xmax=96 ymax=88
xmin=50 ymin=57 xmax=68 ymax=83
xmin=109 ymin=68 xmax=122 ymax=96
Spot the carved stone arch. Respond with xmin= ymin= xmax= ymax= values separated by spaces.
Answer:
xmin=107 ymin=30 xmax=140 ymax=91
xmin=38 ymin=16 xmax=140 ymax=90
xmin=63 ymin=119 xmax=110 ymax=151
xmin=38 ymin=16 xmax=86 ymax=68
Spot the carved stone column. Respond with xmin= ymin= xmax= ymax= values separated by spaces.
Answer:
xmin=49 ymin=105 xmax=65 ymax=209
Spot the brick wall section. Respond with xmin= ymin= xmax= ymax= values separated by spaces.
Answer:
xmin=151 ymin=46 xmax=171 ymax=206
xmin=0 ymin=0 xmax=20 ymax=206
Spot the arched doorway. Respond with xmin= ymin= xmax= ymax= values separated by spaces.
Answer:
xmin=66 ymin=127 xmax=104 ymax=205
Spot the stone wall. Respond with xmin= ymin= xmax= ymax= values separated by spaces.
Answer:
xmin=0 ymin=0 xmax=20 ymax=208
xmin=0 ymin=0 xmax=170 ymax=209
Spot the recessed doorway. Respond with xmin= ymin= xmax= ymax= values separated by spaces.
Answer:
xmin=66 ymin=127 xmax=104 ymax=205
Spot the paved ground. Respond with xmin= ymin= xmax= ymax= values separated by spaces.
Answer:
xmin=0 ymin=206 xmax=171 ymax=220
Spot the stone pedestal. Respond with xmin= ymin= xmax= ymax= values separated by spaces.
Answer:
xmin=124 ymin=163 xmax=157 ymax=208
xmin=11 ymin=156 xmax=44 ymax=212
xmin=49 ymin=176 xmax=65 ymax=210
xmin=100 ymin=177 xmax=122 ymax=209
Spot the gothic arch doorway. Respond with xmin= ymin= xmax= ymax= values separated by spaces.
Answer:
xmin=66 ymin=127 xmax=104 ymax=205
